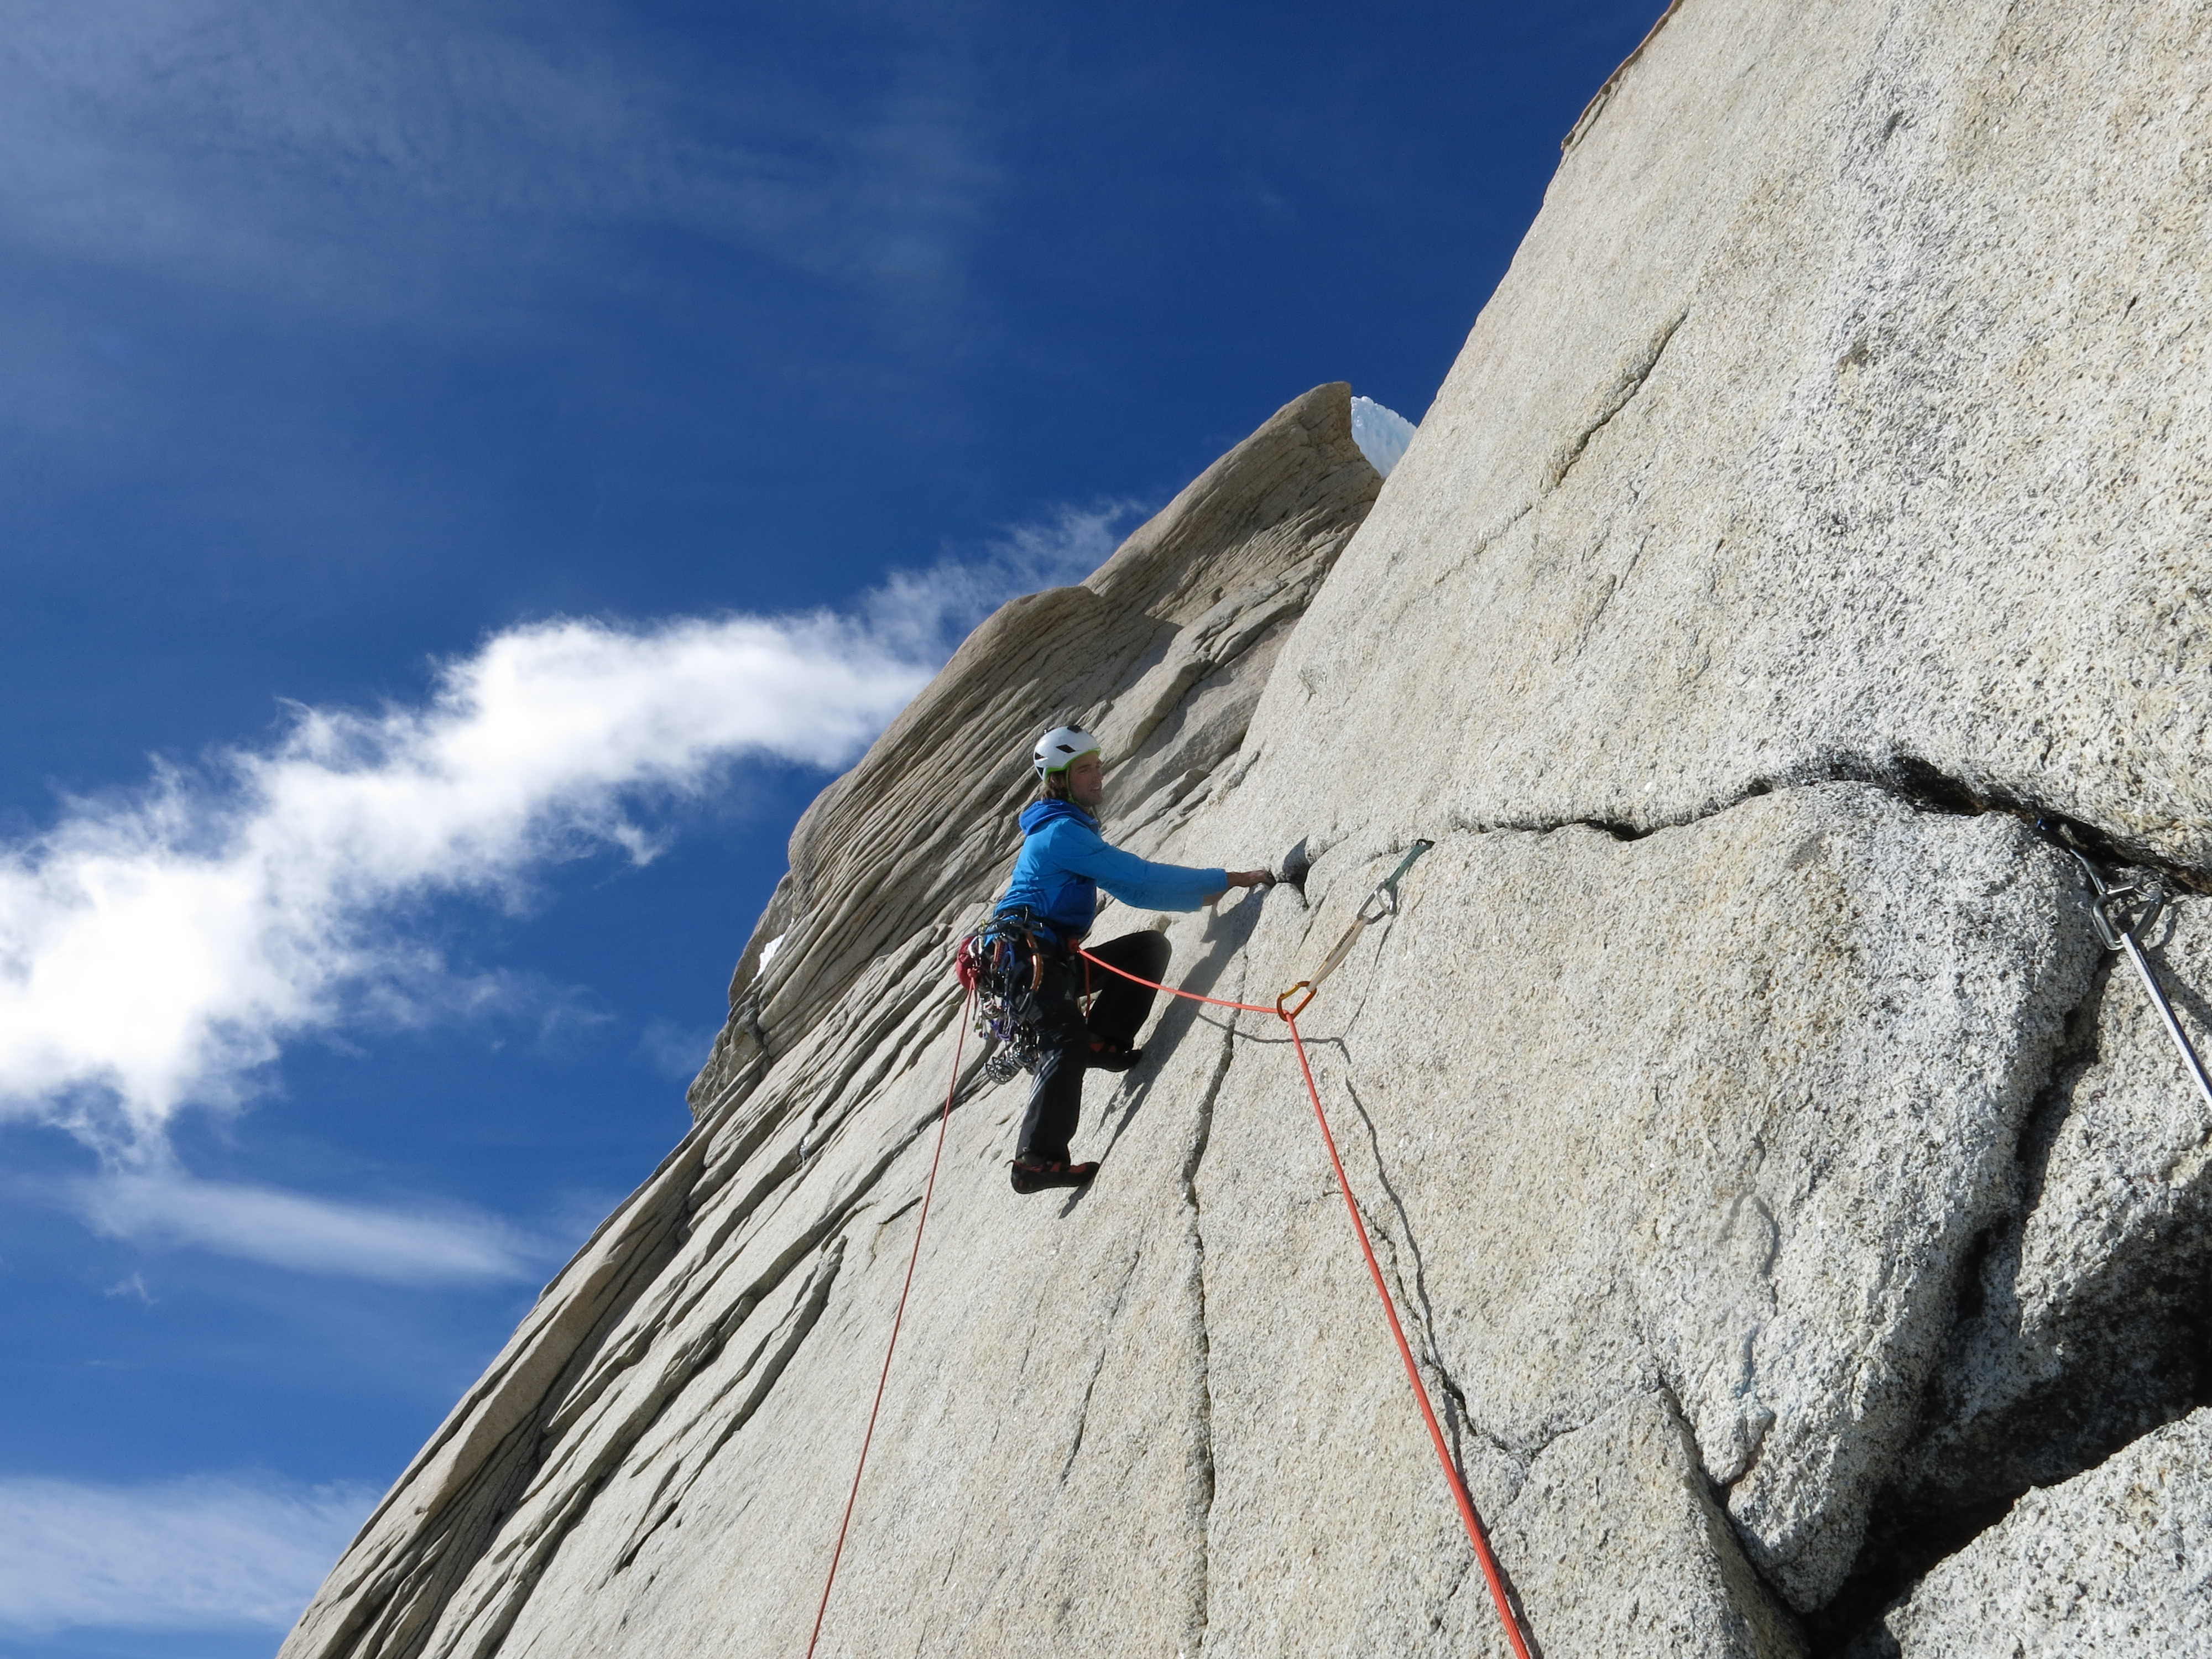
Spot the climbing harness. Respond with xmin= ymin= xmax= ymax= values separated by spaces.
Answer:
xmin=1277 ymin=839 xmax=1432 ymax=1018
xmin=810 ymin=842 xmax=1534 ymax=1659
xmin=954 ymin=909 xmax=1052 ymax=1085
xmin=805 ymin=987 xmax=972 ymax=1659
xmin=2054 ymin=839 xmax=2212 ymax=1115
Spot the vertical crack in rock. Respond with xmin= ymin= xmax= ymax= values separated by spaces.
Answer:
xmin=1801 ymin=924 xmax=2212 ymax=1653
xmin=1178 ymin=1018 xmax=1237 ymax=1657
xmin=1060 ymin=1253 xmax=1144 ymax=1485
xmin=1657 ymin=1384 xmax=1810 ymax=1659
xmin=1334 ymin=1072 xmax=1554 ymax=1651
xmin=1340 ymin=1076 xmax=1499 ymax=1478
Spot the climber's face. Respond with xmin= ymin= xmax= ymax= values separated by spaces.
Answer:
xmin=1066 ymin=752 xmax=1105 ymax=810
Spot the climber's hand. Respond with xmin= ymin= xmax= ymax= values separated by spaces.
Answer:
xmin=1224 ymin=869 xmax=1277 ymax=890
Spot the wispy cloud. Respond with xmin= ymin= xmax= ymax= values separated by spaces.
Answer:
xmin=0 ymin=1470 xmax=378 ymax=1632
xmin=861 ymin=502 xmax=1139 ymax=656
xmin=0 ymin=0 xmax=998 ymax=324
xmin=0 ymin=506 xmax=1136 ymax=1175
xmin=74 ymin=1172 xmax=547 ymax=1285
xmin=0 ymin=609 xmax=927 ymax=1155
xmin=637 ymin=1016 xmax=721 ymax=1084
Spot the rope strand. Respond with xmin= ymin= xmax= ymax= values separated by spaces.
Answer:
xmin=1077 ymin=943 xmax=1533 ymax=1659
xmin=807 ymin=930 xmax=1533 ymax=1659
xmin=805 ymin=988 xmax=972 ymax=1659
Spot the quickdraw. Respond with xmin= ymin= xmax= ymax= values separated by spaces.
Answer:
xmin=955 ymin=909 xmax=1055 ymax=1085
xmin=2050 ymin=832 xmax=2212 ymax=1115
xmin=1277 ymin=839 xmax=1433 ymax=1019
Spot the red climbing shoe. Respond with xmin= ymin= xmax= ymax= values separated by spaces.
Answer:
xmin=1009 ymin=1157 xmax=1099 ymax=1194
xmin=1086 ymin=1039 xmax=1143 ymax=1072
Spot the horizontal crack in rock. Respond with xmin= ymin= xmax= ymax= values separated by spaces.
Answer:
xmin=1449 ymin=753 xmax=2206 ymax=889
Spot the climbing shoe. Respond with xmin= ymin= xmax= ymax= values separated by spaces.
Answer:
xmin=1086 ymin=1039 xmax=1143 ymax=1072
xmin=1009 ymin=1157 xmax=1099 ymax=1194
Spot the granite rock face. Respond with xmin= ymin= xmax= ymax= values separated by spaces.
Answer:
xmin=1877 ymin=1408 xmax=2212 ymax=1658
xmin=1237 ymin=0 xmax=2212 ymax=870
xmin=279 ymin=384 xmax=1386 ymax=1659
xmin=1880 ymin=894 xmax=2212 ymax=1555
xmin=286 ymin=3 xmax=2212 ymax=1656
xmin=1193 ymin=790 xmax=2094 ymax=1621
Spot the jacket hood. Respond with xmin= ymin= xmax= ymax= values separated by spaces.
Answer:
xmin=1018 ymin=798 xmax=1097 ymax=835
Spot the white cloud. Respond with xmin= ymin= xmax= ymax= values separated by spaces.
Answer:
xmin=860 ymin=502 xmax=1137 ymax=656
xmin=0 ymin=609 xmax=927 ymax=1154
xmin=74 ymin=1171 xmax=546 ymax=1285
xmin=0 ymin=1470 xmax=378 ymax=1632
xmin=637 ymin=1016 xmax=720 ymax=1084
xmin=0 ymin=506 xmax=1138 ymax=1169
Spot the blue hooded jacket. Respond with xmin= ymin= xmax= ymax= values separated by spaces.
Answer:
xmin=997 ymin=799 xmax=1228 ymax=943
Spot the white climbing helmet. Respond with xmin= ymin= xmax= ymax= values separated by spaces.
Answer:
xmin=1032 ymin=725 xmax=1102 ymax=779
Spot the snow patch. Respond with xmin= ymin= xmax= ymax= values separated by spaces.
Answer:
xmin=1350 ymin=395 xmax=1417 ymax=478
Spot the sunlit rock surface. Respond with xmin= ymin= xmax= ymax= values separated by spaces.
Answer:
xmin=286 ymin=2 xmax=2212 ymax=1653
xmin=1877 ymin=1408 xmax=2212 ymax=1658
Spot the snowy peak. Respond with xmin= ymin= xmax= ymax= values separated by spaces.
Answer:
xmin=1349 ymin=393 xmax=1416 ymax=477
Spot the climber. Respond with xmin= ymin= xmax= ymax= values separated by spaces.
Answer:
xmin=995 ymin=725 xmax=1276 ymax=1194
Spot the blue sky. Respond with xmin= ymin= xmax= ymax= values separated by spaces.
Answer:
xmin=0 ymin=3 xmax=1659 ymax=1652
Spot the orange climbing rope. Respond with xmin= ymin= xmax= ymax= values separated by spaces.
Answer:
xmin=1073 ymin=943 xmax=1535 ymax=1659
xmin=804 ymin=987 xmax=972 ymax=1659
xmin=807 ymin=883 xmax=1533 ymax=1658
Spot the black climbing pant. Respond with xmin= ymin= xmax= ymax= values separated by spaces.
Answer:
xmin=1013 ymin=929 xmax=1170 ymax=1164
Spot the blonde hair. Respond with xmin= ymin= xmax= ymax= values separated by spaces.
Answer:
xmin=1036 ymin=764 xmax=1102 ymax=817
